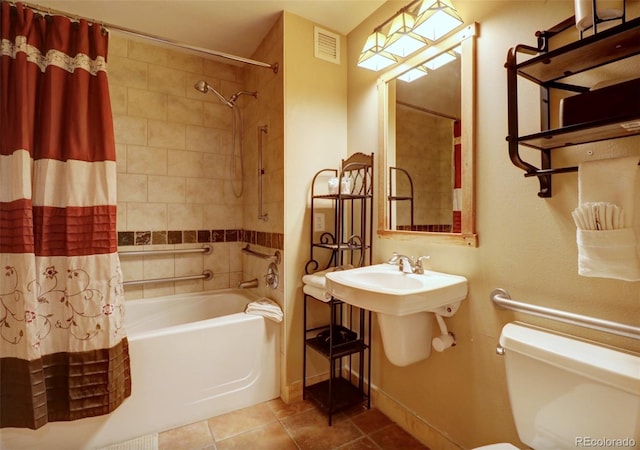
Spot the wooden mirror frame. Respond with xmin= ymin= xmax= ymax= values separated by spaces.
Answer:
xmin=377 ymin=23 xmax=478 ymax=247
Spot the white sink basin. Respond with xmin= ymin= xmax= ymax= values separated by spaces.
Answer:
xmin=325 ymin=263 xmax=468 ymax=316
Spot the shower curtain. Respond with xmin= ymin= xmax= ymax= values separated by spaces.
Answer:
xmin=0 ymin=2 xmax=131 ymax=429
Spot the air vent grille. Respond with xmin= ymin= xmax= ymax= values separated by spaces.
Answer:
xmin=314 ymin=27 xmax=340 ymax=64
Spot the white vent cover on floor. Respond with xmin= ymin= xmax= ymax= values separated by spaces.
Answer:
xmin=314 ymin=27 xmax=340 ymax=64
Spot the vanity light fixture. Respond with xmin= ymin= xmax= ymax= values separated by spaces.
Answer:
xmin=383 ymin=11 xmax=427 ymax=57
xmin=357 ymin=30 xmax=399 ymax=71
xmin=398 ymin=64 xmax=428 ymax=82
xmin=413 ymin=0 xmax=463 ymax=41
xmin=356 ymin=0 xmax=463 ymax=72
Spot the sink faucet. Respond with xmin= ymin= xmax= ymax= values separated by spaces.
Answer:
xmin=388 ymin=253 xmax=430 ymax=274
xmin=398 ymin=255 xmax=414 ymax=273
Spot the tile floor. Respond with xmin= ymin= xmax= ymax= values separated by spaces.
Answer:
xmin=158 ymin=398 xmax=429 ymax=450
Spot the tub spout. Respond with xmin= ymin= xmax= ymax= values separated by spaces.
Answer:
xmin=238 ymin=278 xmax=259 ymax=289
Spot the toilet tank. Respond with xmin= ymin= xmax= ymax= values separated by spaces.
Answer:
xmin=499 ymin=323 xmax=640 ymax=449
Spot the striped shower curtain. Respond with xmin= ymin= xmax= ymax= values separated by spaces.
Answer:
xmin=0 ymin=2 xmax=131 ymax=429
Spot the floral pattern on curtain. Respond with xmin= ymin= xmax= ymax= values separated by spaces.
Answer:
xmin=0 ymin=2 xmax=131 ymax=429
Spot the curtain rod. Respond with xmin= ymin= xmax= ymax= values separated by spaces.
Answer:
xmin=9 ymin=1 xmax=279 ymax=73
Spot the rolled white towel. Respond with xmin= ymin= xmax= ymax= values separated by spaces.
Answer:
xmin=245 ymin=298 xmax=283 ymax=322
xmin=572 ymin=202 xmax=624 ymax=231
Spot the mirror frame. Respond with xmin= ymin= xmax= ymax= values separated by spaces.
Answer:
xmin=377 ymin=23 xmax=478 ymax=247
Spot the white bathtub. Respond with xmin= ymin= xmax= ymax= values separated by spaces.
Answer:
xmin=0 ymin=289 xmax=280 ymax=450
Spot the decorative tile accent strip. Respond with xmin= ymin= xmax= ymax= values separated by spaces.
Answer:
xmin=117 ymin=229 xmax=284 ymax=250
xmin=135 ymin=231 xmax=151 ymax=245
xmin=152 ymin=231 xmax=167 ymax=245
xmin=396 ymin=224 xmax=453 ymax=232
xmin=167 ymin=230 xmax=182 ymax=244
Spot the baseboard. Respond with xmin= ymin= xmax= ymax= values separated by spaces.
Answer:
xmin=282 ymin=372 xmax=329 ymax=404
xmin=370 ymin=386 xmax=463 ymax=450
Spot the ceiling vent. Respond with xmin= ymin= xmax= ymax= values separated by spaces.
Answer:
xmin=314 ymin=27 xmax=340 ymax=64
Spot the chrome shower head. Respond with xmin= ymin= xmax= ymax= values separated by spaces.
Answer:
xmin=194 ymin=80 xmax=209 ymax=94
xmin=193 ymin=80 xmax=234 ymax=108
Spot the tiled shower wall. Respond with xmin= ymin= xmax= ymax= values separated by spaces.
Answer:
xmin=109 ymin=34 xmax=283 ymax=300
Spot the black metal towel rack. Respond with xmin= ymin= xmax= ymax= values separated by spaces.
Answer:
xmin=505 ymin=16 xmax=640 ymax=197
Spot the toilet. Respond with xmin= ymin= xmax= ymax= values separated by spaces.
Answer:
xmin=474 ymin=322 xmax=640 ymax=449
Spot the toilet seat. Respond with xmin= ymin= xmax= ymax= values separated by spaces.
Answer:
xmin=473 ymin=444 xmax=520 ymax=450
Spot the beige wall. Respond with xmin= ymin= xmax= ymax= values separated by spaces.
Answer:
xmin=348 ymin=1 xmax=640 ymax=448
xmin=282 ymin=12 xmax=349 ymax=390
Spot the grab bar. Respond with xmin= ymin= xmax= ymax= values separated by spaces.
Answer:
xmin=123 ymin=270 xmax=213 ymax=287
xmin=242 ymin=244 xmax=281 ymax=264
xmin=119 ymin=245 xmax=213 ymax=257
xmin=257 ymin=125 xmax=268 ymax=222
xmin=491 ymin=288 xmax=640 ymax=340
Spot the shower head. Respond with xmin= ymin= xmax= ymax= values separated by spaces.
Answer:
xmin=194 ymin=80 xmax=208 ymax=94
xmin=193 ymin=80 xmax=234 ymax=108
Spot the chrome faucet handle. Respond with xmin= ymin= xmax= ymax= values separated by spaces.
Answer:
xmin=414 ymin=255 xmax=430 ymax=274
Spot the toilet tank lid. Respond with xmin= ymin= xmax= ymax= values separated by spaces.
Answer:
xmin=499 ymin=323 xmax=640 ymax=396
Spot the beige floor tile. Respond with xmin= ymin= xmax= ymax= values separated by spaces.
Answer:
xmin=336 ymin=436 xmax=381 ymax=450
xmin=207 ymin=401 xmax=278 ymax=441
xmin=267 ymin=397 xmax=315 ymax=419
xmin=369 ymin=423 xmax=430 ymax=450
xmin=158 ymin=421 xmax=214 ymax=450
xmin=281 ymin=407 xmax=364 ymax=450
xmin=350 ymin=408 xmax=393 ymax=435
xmin=216 ymin=422 xmax=297 ymax=450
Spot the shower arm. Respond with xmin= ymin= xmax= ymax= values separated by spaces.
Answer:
xmin=258 ymin=125 xmax=269 ymax=222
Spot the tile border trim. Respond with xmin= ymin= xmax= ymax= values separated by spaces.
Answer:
xmin=117 ymin=229 xmax=284 ymax=250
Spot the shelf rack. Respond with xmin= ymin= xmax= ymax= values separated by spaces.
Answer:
xmin=303 ymin=152 xmax=374 ymax=425
xmin=505 ymin=16 xmax=640 ymax=197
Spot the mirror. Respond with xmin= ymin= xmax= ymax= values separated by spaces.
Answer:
xmin=377 ymin=23 xmax=477 ymax=246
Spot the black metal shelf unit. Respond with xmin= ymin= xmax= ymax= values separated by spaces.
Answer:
xmin=303 ymin=152 xmax=373 ymax=425
xmin=303 ymin=298 xmax=371 ymax=425
xmin=505 ymin=15 xmax=640 ymax=197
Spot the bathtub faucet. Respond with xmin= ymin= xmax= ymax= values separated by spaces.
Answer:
xmin=238 ymin=278 xmax=259 ymax=289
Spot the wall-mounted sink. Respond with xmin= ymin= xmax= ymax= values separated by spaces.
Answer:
xmin=325 ymin=263 xmax=467 ymax=316
xmin=325 ymin=263 xmax=468 ymax=367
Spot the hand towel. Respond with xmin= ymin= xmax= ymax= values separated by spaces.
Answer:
xmin=245 ymin=298 xmax=283 ymax=322
xmin=301 ymin=268 xmax=332 ymax=289
xmin=577 ymin=228 xmax=640 ymax=281
xmin=303 ymin=284 xmax=332 ymax=302
xmin=576 ymin=156 xmax=640 ymax=281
